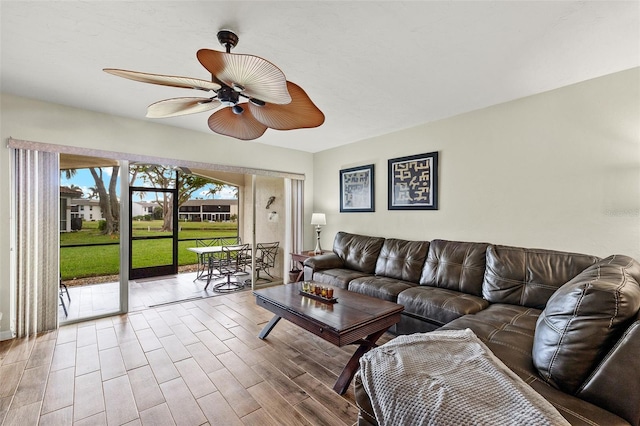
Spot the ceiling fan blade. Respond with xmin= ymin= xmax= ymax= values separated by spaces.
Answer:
xmin=146 ymin=97 xmax=222 ymax=118
xmin=248 ymin=81 xmax=325 ymax=130
xmin=207 ymin=105 xmax=268 ymax=140
xmin=197 ymin=49 xmax=291 ymax=105
xmin=103 ymin=68 xmax=221 ymax=92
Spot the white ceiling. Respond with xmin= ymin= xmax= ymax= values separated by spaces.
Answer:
xmin=1 ymin=1 xmax=638 ymax=153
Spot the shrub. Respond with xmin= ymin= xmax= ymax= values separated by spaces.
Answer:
xmin=153 ymin=206 xmax=163 ymax=220
xmin=98 ymin=220 xmax=107 ymax=232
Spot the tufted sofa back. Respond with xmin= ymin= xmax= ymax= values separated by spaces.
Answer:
xmin=374 ymin=238 xmax=430 ymax=283
xmin=482 ymin=245 xmax=600 ymax=308
xmin=419 ymin=240 xmax=489 ymax=296
xmin=333 ymin=232 xmax=385 ymax=274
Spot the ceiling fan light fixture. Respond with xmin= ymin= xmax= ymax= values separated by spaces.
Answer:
xmin=106 ymin=28 xmax=323 ymax=141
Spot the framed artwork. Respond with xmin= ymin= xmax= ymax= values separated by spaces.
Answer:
xmin=388 ymin=152 xmax=438 ymax=210
xmin=340 ymin=164 xmax=375 ymax=212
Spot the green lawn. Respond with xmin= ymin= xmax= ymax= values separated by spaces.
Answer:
xmin=60 ymin=220 xmax=238 ymax=279
xmin=61 ymin=220 xmax=238 ymax=245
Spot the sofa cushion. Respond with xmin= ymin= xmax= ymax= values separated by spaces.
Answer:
xmin=398 ymin=286 xmax=489 ymax=327
xmin=333 ymin=232 xmax=385 ymax=274
xmin=532 ymin=255 xmax=640 ymax=394
xmin=419 ymin=239 xmax=489 ymax=296
xmin=312 ymin=269 xmax=371 ymax=290
xmin=442 ymin=304 xmax=541 ymax=381
xmin=348 ymin=276 xmax=416 ymax=303
xmin=374 ymin=238 xmax=429 ymax=283
xmin=483 ymin=245 xmax=599 ymax=308
xmin=439 ymin=304 xmax=634 ymax=425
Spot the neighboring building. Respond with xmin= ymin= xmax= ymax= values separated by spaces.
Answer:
xmin=179 ymin=199 xmax=238 ymax=222
xmin=132 ymin=201 xmax=156 ymax=218
xmin=70 ymin=198 xmax=104 ymax=222
xmin=63 ymin=197 xmax=237 ymax=227
xmin=59 ymin=186 xmax=83 ymax=232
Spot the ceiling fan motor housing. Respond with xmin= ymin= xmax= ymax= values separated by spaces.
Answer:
xmin=217 ymin=30 xmax=239 ymax=52
xmin=217 ymin=85 xmax=240 ymax=107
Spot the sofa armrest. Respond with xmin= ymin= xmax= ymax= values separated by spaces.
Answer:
xmin=577 ymin=319 xmax=640 ymax=426
xmin=303 ymin=253 xmax=344 ymax=281
xmin=303 ymin=253 xmax=344 ymax=271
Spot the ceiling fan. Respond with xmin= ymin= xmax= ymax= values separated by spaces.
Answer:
xmin=104 ymin=30 xmax=324 ymax=141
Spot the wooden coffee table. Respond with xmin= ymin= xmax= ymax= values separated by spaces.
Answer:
xmin=254 ymin=283 xmax=403 ymax=394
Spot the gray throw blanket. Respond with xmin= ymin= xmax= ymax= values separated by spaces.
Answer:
xmin=359 ymin=329 xmax=570 ymax=426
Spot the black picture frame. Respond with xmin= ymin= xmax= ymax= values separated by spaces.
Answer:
xmin=388 ymin=152 xmax=438 ymax=210
xmin=339 ymin=164 xmax=375 ymax=212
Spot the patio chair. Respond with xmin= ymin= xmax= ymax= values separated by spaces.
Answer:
xmin=207 ymin=243 xmax=250 ymax=292
xmin=194 ymin=236 xmax=242 ymax=281
xmin=220 ymin=236 xmax=242 ymax=246
xmin=194 ymin=238 xmax=217 ymax=280
xmin=253 ymin=242 xmax=279 ymax=283
xmin=59 ymin=277 xmax=70 ymax=317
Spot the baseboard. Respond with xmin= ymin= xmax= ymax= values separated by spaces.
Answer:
xmin=0 ymin=329 xmax=15 ymax=341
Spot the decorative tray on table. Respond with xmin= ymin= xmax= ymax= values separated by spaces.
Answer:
xmin=299 ymin=290 xmax=338 ymax=304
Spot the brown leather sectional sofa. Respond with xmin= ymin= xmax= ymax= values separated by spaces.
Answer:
xmin=303 ymin=232 xmax=640 ymax=426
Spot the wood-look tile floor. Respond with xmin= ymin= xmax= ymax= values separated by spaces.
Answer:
xmin=2 ymin=289 xmax=394 ymax=426
xmin=60 ymin=272 xmax=272 ymax=322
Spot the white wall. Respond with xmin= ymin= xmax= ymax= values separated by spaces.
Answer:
xmin=242 ymin=175 xmax=287 ymax=279
xmin=2 ymin=68 xmax=638 ymax=338
xmin=0 ymin=93 xmax=314 ymax=337
xmin=313 ymin=68 xmax=640 ymax=261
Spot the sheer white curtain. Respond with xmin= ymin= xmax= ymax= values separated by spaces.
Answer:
xmin=13 ymin=148 xmax=60 ymax=337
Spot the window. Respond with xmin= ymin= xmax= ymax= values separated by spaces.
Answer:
xmin=203 ymin=205 xmax=230 ymax=213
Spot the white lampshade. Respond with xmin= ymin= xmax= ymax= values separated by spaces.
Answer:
xmin=310 ymin=213 xmax=326 ymax=226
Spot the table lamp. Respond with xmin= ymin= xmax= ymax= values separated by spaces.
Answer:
xmin=311 ymin=213 xmax=326 ymax=255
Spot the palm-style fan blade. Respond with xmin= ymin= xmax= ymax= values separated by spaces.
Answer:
xmin=146 ymin=97 xmax=222 ymax=118
xmin=197 ymin=49 xmax=291 ymax=105
xmin=248 ymin=81 xmax=324 ymax=130
xmin=103 ymin=68 xmax=221 ymax=92
xmin=207 ymin=105 xmax=268 ymax=140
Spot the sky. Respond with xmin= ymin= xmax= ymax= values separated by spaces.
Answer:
xmin=61 ymin=168 xmax=237 ymax=200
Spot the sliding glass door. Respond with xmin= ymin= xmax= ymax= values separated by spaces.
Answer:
xmin=129 ymin=184 xmax=179 ymax=280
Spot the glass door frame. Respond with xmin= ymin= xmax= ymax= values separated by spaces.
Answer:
xmin=128 ymin=182 xmax=179 ymax=280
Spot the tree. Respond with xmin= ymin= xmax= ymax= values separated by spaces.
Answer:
xmin=68 ymin=184 xmax=84 ymax=197
xmin=203 ymin=185 xmax=224 ymax=199
xmin=87 ymin=186 xmax=99 ymax=200
xmin=89 ymin=166 xmax=120 ymax=235
xmin=61 ymin=169 xmax=76 ymax=181
xmin=130 ymin=165 xmax=217 ymax=232
xmin=152 ymin=206 xmax=163 ymax=220
xmin=62 ymin=167 xmax=119 ymax=235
